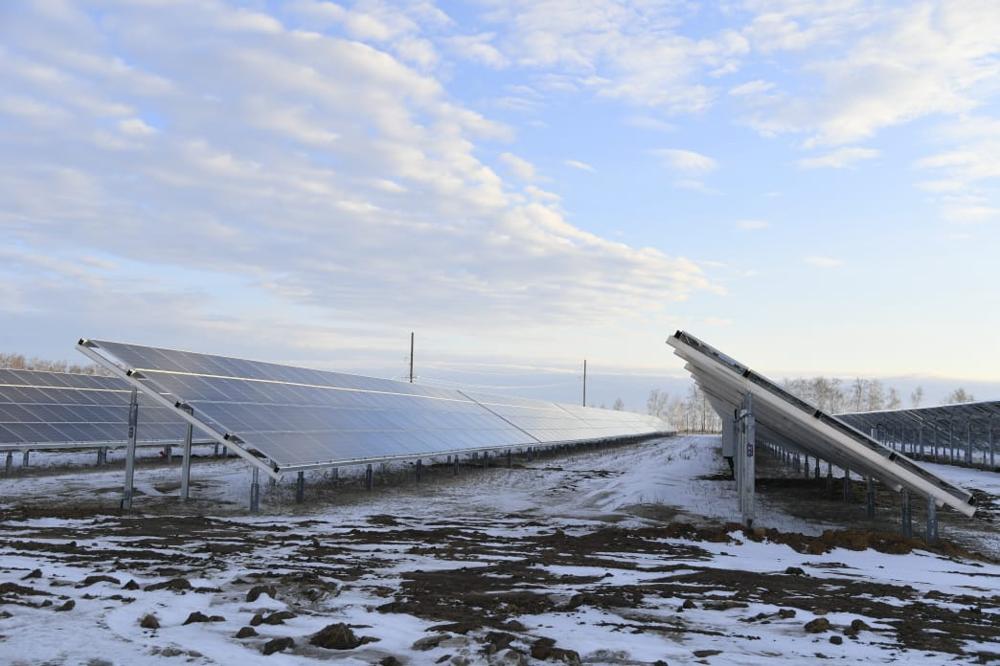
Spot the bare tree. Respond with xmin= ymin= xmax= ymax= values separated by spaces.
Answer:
xmin=0 ymin=352 xmax=107 ymax=375
xmin=612 ymin=397 xmax=625 ymax=411
xmin=646 ymin=389 xmax=670 ymax=418
xmin=944 ymin=388 xmax=975 ymax=404
xmin=886 ymin=387 xmax=901 ymax=409
xmin=910 ymin=386 xmax=924 ymax=408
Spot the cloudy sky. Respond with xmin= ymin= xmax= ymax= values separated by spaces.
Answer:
xmin=2 ymin=1 xmax=999 ymax=405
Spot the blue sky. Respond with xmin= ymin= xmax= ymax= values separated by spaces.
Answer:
xmin=1 ymin=1 xmax=999 ymax=407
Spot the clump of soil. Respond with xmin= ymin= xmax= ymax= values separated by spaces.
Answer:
xmin=182 ymin=611 xmax=225 ymax=624
xmin=79 ymin=575 xmax=120 ymax=588
xmin=261 ymin=637 xmax=294 ymax=655
xmin=805 ymin=618 xmax=831 ymax=633
xmin=55 ymin=599 xmax=75 ymax=612
xmin=309 ymin=622 xmax=378 ymax=649
xmin=139 ymin=614 xmax=160 ymax=629
xmin=235 ymin=626 xmax=257 ymax=639
xmin=530 ymin=637 xmax=580 ymax=664
xmin=146 ymin=577 xmax=192 ymax=592
xmin=246 ymin=584 xmax=276 ymax=602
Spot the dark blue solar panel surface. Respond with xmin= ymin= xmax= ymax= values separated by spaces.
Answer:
xmin=85 ymin=340 xmax=671 ymax=469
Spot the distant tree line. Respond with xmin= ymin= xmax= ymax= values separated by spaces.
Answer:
xmin=0 ymin=352 xmax=109 ymax=376
xmin=644 ymin=377 xmax=978 ymax=432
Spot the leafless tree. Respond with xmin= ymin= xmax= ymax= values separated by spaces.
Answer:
xmin=910 ymin=386 xmax=924 ymax=408
xmin=944 ymin=388 xmax=975 ymax=404
xmin=612 ymin=398 xmax=625 ymax=411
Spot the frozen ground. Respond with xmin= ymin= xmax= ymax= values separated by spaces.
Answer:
xmin=0 ymin=435 xmax=998 ymax=665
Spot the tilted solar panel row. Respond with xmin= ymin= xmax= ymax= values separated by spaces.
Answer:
xmin=78 ymin=339 xmax=672 ymax=476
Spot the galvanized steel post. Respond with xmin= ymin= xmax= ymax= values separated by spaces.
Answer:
xmin=180 ymin=405 xmax=194 ymax=501
xmin=926 ymin=496 xmax=938 ymax=544
xmin=901 ymin=489 xmax=912 ymax=538
xmin=249 ymin=467 xmax=260 ymax=513
xmin=122 ymin=388 xmax=139 ymax=511
xmin=295 ymin=471 xmax=305 ymax=503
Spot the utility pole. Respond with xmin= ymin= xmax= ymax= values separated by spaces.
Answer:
xmin=582 ymin=359 xmax=587 ymax=406
xmin=409 ymin=332 xmax=414 ymax=383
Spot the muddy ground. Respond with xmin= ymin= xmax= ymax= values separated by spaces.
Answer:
xmin=0 ymin=435 xmax=998 ymax=664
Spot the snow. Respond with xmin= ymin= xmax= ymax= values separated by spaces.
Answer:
xmin=0 ymin=434 xmax=998 ymax=664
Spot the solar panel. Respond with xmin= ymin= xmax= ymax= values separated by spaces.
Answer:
xmin=667 ymin=331 xmax=976 ymax=517
xmin=0 ymin=369 xmax=196 ymax=450
xmin=77 ymin=339 xmax=671 ymax=477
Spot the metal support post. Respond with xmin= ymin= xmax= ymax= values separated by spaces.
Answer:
xmin=416 ymin=458 xmax=422 ymax=482
xmin=966 ymin=420 xmax=973 ymax=465
xmin=948 ymin=420 xmax=954 ymax=463
xmin=180 ymin=406 xmax=194 ymax=501
xmin=926 ymin=496 xmax=938 ymax=544
xmin=213 ymin=442 xmax=219 ymax=457
xmin=453 ymin=455 xmax=459 ymax=475
xmin=528 ymin=447 xmax=534 ymax=462
xmin=918 ymin=425 xmax=924 ymax=459
xmin=483 ymin=451 xmax=489 ymax=469
xmin=4 ymin=451 xmax=12 ymax=476
xmin=901 ymin=490 xmax=912 ymax=538
xmin=990 ymin=417 xmax=995 ymax=468
xmin=507 ymin=449 xmax=512 ymax=468
xmin=295 ymin=471 xmax=305 ymax=503
xmin=249 ymin=467 xmax=260 ymax=513
xmin=803 ymin=455 xmax=809 ymax=479
xmin=826 ymin=461 xmax=833 ymax=492
xmin=365 ymin=464 xmax=373 ymax=490
xmin=814 ymin=457 xmax=820 ymax=479
xmin=22 ymin=450 xmax=29 ymax=468
xmin=331 ymin=466 xmax=338 ymax=481
xmin=843 ymin=468 xmax=851 ymax=502
xmin=163 ymin=445 xmax=172 ymax=465
xmin=865 ymin=477 xmax=875 ymax=519
xmin=122 ymin=388 xmax=139 ymax=511
xmin=736 ymin=393 xmax=755 ymax=527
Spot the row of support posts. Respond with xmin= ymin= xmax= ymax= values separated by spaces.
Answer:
xmin=875 ymin=417 xmax=996 ymax=469
xmin=764 ymin=434 xmax=940 ymax=544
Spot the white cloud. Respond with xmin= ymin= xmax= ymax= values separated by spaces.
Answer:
xmin=735 ymin=3 xmax=1000 ymax=146
xmin=0 ymin=1 xmax=718 ymax=357
xmin=650 ymin=148 xmax=717 ymax=174
xmin=797 ymin=146 xmax=879 ymax=169
xmin=448 ymin=33 xmax=507 ymax=68
xmin=564 ymin=159 xmax=594 ymax=173
xmin=118 ymin=117 xmax=157 ymax=136
xmin=498 ymin=152 xmax=537 ymax=181
xmin=804 ymin=255 xmax=844 ymax=268
xmin=736 ymin=219 xmax=769 ymax=230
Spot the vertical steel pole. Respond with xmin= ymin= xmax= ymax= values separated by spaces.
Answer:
xmin=250 ymin=467 xmax=260 ymax=513
xmin=843 ymin=467 xmax=851 ymax=502
xmin=948 ymin=419 xmax=954 ymax=463
xmin=506 ymin=449 xmax=512 ymax=468
xmin=4 ymin=451 xmax=11 ymax=476
xmin=865 ymin=476 xmax=875 ymax=519
xmin=416 ymin=458 xmax=422 ymax=482
xmin=295 ymin=471 xmax=305 ymax=503
xmin=365 ymin=464 xmax=373 ymax=490
xmin=180 ymin=406 xmax=193 ymax=501
xmin=22 ymin=450 xmax=29 ymax=468
xmin=918 ymin=424 xmax=924 ymax=460
xmin=966 ymin=420 xmax=973 ymax=465
xmin=122 ymin=388 xmax=139 ymax=511
xmin=990 ymin=417 xmax=995 ymax=468
xmin=582 ymin=359 xmax=587 ymax=407
xmin=925 ymin=496 xmax=938 ymax=544
xmin=901 ymin=490 xmax=912 ymax=538
xmin=409 ymin=332 xmax=414 ymax=383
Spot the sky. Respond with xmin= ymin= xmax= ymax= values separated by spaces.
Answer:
xmin=1 ymin=1 xmax=999 ymax=409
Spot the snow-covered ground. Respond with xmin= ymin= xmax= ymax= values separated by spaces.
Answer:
xmin=1 ymin=435 xmax=998 ymax=665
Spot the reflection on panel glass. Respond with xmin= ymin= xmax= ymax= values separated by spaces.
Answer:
xmin=86 ymin=340 xmax=671 ymax=469
xmin=0 ymin=369 xmax=195 ymax=448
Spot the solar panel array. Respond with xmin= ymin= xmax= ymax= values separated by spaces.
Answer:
xmin=0 ymin=369 xmax=193 ymax=450
xmin=78 ymin=340 xmax=671 ymax=473
xmin=667 ymin=331 xmax=976 ymax=516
